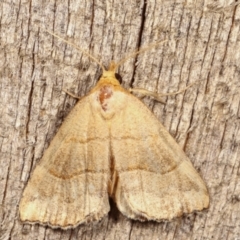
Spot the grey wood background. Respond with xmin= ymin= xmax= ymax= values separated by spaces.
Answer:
xmin=0 ymin=0 xmax=240 ymax=239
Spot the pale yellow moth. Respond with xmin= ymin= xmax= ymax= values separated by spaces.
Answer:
xmin=19 ymin=32 xmax=209 ymax=229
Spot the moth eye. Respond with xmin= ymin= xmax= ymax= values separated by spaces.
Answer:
xmin=115 ymin=73 xmax=122 ymax=84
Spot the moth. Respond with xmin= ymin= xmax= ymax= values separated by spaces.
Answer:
xmin=19 ymin=32 xmax=209 ymax=229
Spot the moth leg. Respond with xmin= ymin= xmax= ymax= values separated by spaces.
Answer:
xmin=129 ymin=81 xmax=199 ymax=104
xmin=128 ymin=88 xmax=166 ymax=104
xmin=62 ymin=89 xmax=82 ymax=100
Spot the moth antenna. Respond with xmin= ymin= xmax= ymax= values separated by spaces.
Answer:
xmin=46 ymin=30 xmax=106 ymax=72
xmin=115 ymin=40 xmax=168 ymax=69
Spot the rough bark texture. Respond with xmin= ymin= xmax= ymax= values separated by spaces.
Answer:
xmin=0 ymin=0 xmax=240 ymax=239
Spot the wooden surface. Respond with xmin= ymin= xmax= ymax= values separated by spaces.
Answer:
xmin=0 ymin=0 xmax=240 ymax=239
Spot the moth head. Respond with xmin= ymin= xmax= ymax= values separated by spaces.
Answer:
xmin=98 ymin=61 xmax=121 ymax=86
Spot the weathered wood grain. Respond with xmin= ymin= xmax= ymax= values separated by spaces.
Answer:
xmin=0 ymin=0 xmax=239 ymax=239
